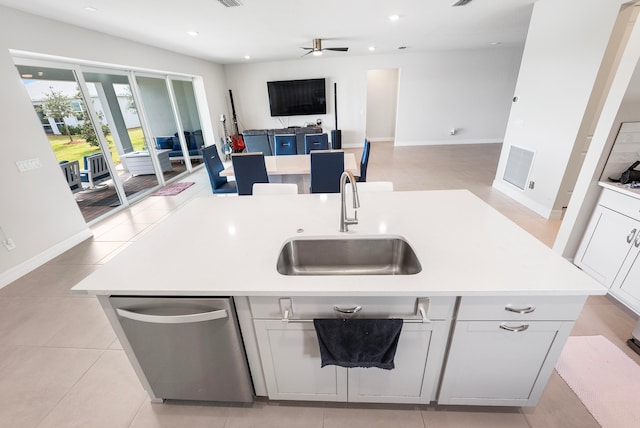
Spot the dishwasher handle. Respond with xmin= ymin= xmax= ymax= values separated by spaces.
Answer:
xmin=116 ymin=307 xmax=228 ymax=324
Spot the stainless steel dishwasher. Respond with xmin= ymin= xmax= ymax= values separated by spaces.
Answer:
xmin=109 ymin=297 xmax=253 ymax=403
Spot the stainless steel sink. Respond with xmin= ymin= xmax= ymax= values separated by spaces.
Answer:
xmin=276 ymin=236 xmax=422 ymax=276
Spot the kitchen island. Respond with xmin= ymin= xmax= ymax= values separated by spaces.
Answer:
xmin=72 ymin=190 xmax=606 ymax=406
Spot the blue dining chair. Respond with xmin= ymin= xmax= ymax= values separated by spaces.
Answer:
xmin=274 ymin=134 xmax=297 ymax=156
xmin=242 ymin=131 xmax=272 ymax=155
xmin=202 ymin=145 xmax=237 ymax=194
xmin=357 ymin=140 xmax=371 ymax=182
xmin=304 ymin=133 xmax=329 ymax=154
xmin=231 ymin=153 xmax=269 ymax=195
xmin=310 ymin=151 xmax=345 ymax=194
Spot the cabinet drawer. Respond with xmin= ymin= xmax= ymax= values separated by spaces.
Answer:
xmin=456 ymin=296 xmax=587 ymax=321
xmin=599 ymin=188 xmax=640 ymax=221
xmin=248 ymin=296 xmax=455 ymax=321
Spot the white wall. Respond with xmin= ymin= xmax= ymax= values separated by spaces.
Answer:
xmin=0 ymin=6 xmax=227 ymax=287
xmin=366 ymin=68 xmax=399 ymax=142
xmin=493 ymin=0 xmax=629 ymax=219
xmin=223 ymin=48 xmax=523 ymax=148
xmin=555 ymin=19 xmax=640 ymax=258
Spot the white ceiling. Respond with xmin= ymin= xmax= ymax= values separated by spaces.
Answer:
xmin=0 ymin=0 xmax=536 ymax=64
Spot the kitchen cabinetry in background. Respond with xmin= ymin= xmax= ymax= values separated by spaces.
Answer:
xmin=575 ymin=186 xmax=640 ymax=312
xmin=249 ymin=296 xmax=454 ymax=404
xmin=438 ymin=296 xmax=585 ymax=406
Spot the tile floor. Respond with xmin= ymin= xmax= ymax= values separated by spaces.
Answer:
xmin=1 ymin=142 xmax=638 ymax=427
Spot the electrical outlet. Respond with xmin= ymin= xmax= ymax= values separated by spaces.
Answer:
xmin=3 ymin=238 xmax=16 ymax=251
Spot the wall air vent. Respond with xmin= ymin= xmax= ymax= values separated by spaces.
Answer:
xmin=452 ymin=0 xmax=474 ymax=6
xmin=503 ymin=145 xmax=535 ymax=190
xmin=218 ymin=0 xmax=243 ymax=7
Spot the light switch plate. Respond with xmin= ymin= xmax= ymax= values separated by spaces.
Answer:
xmin=16 ymin=158 xmax=42 ymax=172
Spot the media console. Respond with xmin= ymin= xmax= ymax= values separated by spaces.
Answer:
xmin=243 ymin=126 xmax=323 ymax=155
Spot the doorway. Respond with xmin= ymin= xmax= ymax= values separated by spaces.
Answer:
xmin=366 ymin=69 xmax=400 ymax=144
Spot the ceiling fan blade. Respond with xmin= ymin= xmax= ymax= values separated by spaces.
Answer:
xmin=325 ymin=47 xmax=348 ymax=52
xmin=452 ymin=0 xmax=473 ymax=6
xmin=301 ymin=50 xmax=314 ymax=57
xmin=301 ymin=47 xmax=313 ymax=50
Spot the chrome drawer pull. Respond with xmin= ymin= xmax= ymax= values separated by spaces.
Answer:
xmin=627 ymin=228 xmax=637 ymax=244
xmin=333 ymin=305 xmax=362 ymax=314
xmin=635 ymin=231 xmax=640 ymax=248
xmin=504 ymin=305 xmax=536 ymax=314
xmin=499 ymin=323 xmax=529 ymax=332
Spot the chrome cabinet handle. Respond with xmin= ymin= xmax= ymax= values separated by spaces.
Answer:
xmin=635 ymin=231 xmax=640 ymax=248
xmin=499 ymin=323 xmax=529 ymax=332
xmin=116 ymin=308 xmax=228 ymax=324
xmin=333 ymin=305 xmax=362 ymax=314
xmin=504 ymin=304 xmax=536 ymax=314
xmin=627 ymin=228 xmax=637 ymax=244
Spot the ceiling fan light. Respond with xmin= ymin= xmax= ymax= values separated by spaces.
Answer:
xmin=312 ymin=51 xmax=322 ymax=56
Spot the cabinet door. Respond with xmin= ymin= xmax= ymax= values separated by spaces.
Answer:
xmin=438 ymin=320 xmax=573 ymax=406
xmin=253 ymin=320 xmax=347 ymax=401
xmin=612 ymin=245 xmax=640 ymax=311
xmin=348 ymin=321 xmax=450 ymax=404
xmin=574 ymin=205 xmax=638 ymax=286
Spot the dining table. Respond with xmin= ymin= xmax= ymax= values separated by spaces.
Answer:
xmin=220 ymin=152 xmax=359 ymax=193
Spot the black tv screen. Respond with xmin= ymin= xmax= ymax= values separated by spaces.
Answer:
xmin=267 ymin=78 xmax=326 ymax=116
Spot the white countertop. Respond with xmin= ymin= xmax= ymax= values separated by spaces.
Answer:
xmin=599 ymin=181 xmax=640 ymax=199
xmin=72 ymin=190 xmax=606 ymax=297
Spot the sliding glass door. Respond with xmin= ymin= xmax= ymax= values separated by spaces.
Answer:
xmin=13 ymin=55 xmax=208 ymax=224
xmin=82 ymin=68 xmax=166 ymax=203
xmin=15 ymin=61 xmax=125 ymax=222
xmin=171 ymin=78 xmax=205 ymax=169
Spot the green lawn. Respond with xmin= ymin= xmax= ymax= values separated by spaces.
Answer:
xmin=51 ymin=127 xmax=147 ymax=165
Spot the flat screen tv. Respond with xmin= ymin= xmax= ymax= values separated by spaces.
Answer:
xmin=267 ymin=78 xmax=326 ymax=117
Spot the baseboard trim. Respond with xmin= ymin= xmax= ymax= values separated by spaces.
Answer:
xmin=367 ymin=137 xmax=395 ymax=143
xmin=492 ymin=179 xmax=553 ymax=219
xmin=0 ymin=229 xmax=93 ymax=289
xmin=548 ymin=209 xmax=564 ymax=220
xmin=395 ymin=139 xmax=503 ymax=146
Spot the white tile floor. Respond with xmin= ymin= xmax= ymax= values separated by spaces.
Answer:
xmin=1 ymin=142 xmax=638 ymax=427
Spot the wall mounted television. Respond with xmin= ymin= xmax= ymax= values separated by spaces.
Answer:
xmin=267 ymin=78 xmax=326 ymax=117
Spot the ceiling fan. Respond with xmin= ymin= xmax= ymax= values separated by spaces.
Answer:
xmin=302 ymin=39 xmax=349 ymax=57
xmin=452 ymin=0 xmax=474 ymax=5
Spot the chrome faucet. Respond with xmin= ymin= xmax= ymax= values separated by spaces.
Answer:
xmin=339 ymin=171 xmax=360 ymax=232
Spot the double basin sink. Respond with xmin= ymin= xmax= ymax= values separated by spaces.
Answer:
xmin=276 ymin=236 xmax=422 ymax=276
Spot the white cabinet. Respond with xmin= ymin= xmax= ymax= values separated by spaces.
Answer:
xmin=575 ymin=205 xmax=639 ymax=286
xmin=438 ymin=296 xmax=584 ymax=406
xmin=348 ymin=321 xmax=450 ymax=404
xmin=575 ymin=187 xmax=640 ymax=312
xmin=249 ymin=296 xmax=454 ymax=404
xmin=611 ymin=243 xmax=640 ymax=311
xmin=253 ymin=320 xmax=347 ymax=401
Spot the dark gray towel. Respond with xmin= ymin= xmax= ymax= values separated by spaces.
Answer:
xmin=313 ymin=318 xmax=403 ymax=370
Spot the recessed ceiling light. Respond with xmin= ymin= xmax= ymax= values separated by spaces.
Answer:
xmin=368 ymin=46 xmax=376 ymax=51
xmin=244 ymin=55 xmax=251 ymax=60
xmin=84 ymin=6 xmax=97 ymax=12
xmin=389 ymin=14 xmax=400 ymax=21
xmin=490 ymin=42 xmax=501 ymax=45
xmin=187 ymin=31 xmax=199 ymax=37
